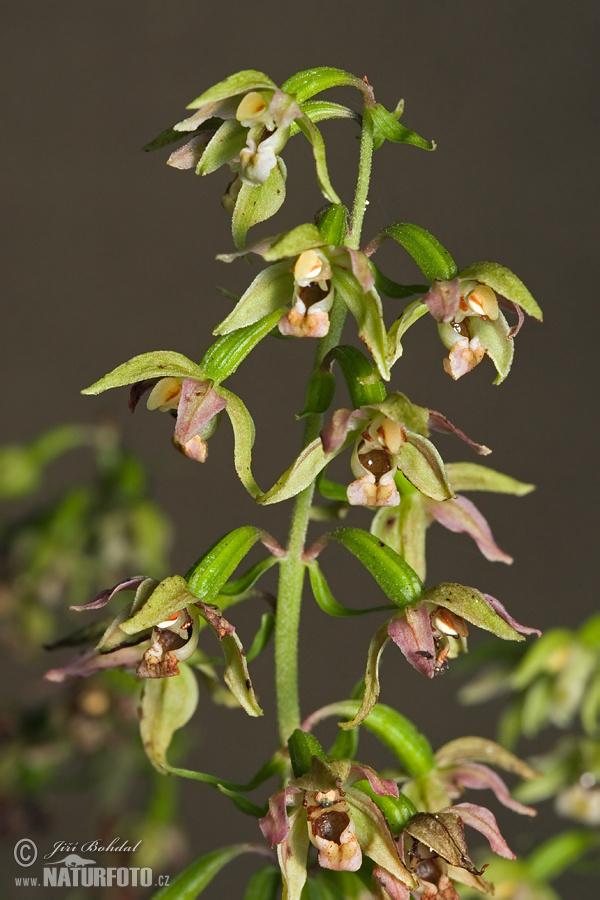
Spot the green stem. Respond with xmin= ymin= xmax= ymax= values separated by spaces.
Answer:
xmin=274 ymin=105 xmax=376 ymax=746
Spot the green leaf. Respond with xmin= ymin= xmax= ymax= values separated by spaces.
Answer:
xmin=289 ymin=728 xmax=327 ymax=777
xmin=246 ymin=612 xmax=275 ymax=662
xmin=322 ymin=345 xmax=387 ymax=409
xmin=424 ymin=583 xmax=528 ymax=642
xmin=368 ymin=223 xmax=457 ymax=282
xmin=366 ymin=104 xmax=434 ymax=152
xmin=186 ymin=70 xmax=277 ymax=109
xmin=458 ymin=261 xmax=542 ymax=320
xmin=295 ymin=114 xmax=341 ymax=204
xmin=185 ymin=526 xmax=265 ymax=601
xmin=294 ymin=99 xmax=356 ymax=129
xmin=282 ymin=67 xmax=366 ymax=103
xmin=232 ymin=159 xmax=287 ymax=250
xmin=332 ymin=270 xmax=390 ymax=380
xmin=352 ymin=779 xmax=418 ymax=834
xmin=372 ymin=263 xmax=427 ymax=299
xmin=308 ymin=562 xmax=393 ymax=617
xmin=139 ymin=663 xmax=199 ymax=771
xmin=332 ymin=701 xmax=435 ymax=776
xmin=215 ymin=262 xmax=293 ymax=335
xmin=444 ymin=462 xmax=534 ymax=495
xmin=151 ymin=843 xmax=259 ymax=900
xmin=316 ymin=203 xmax=349 ymax=246
xmin=201 ymin=309 xmax=286 ymax=382
xmin=386 ymin=300 xmax=429 ymax=367
xmin=328 ymin=527 xmax=423 ymax=608
xmin=82 ymin=351 xmax=204 ymax=395
xmin=243 ymin=867 xmax=281 ymax=900
xmin=315 ymin=469 xmax=349 ymax=502
xmin=219 ymin=387 xmax=262 ymax=499
xmin=219 ymin=556 xmax=279 ymax=596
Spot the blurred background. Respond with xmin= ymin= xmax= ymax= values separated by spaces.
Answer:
xmin=2 ymin=1 xmax=598 ymax=896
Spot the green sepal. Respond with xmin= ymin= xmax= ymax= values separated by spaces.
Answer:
xmin=396 ymin=434 xmax=454 ymax=501
xmin=196 ymin=119 xmax=247 ymax=176
xmin=332 ymin=269 xmax=390 ymax=380
xmin=307 ymin=561 xmax=394 ymax=617
xmin=469 ymin=311 xmax=514 ymax=384
xmin=185 ymin=526 xmax=265 ymax=602
xmin=365 ymin=103 xmax=434 ymax=152
xmin=219 ymin=556 xmax=279 ymax=596
xmin=316 ymin=204 xmax=349 ymax=246
xmin=445 ymin=462 xmax=534 ymax=495
xmin=186 ymin=70 xmax=277 ymax=109
xmin=386 ymin=300 xmax=430 ymax=367
xmin=328 ymin=527 xmax=423 ymax=608
xmin=352 ymin=779 xmax=418 ymax=834
xmin=322 ymin=345 xmax=387 ymax=410
xmin=151 ymin=843 xmax=261 ymax=900
xmin=282 ymin=67 xmax=366 ymax=103
xmin=246 ymin=612 xmax=275 ymax=662
xmin=527 ymin=830 xmax=600 ymax=883
xmin=215 ymin=261 xmax=293 ymax=335
xmin=458 ymin=261 xmax=542 ymax=320
xmin=295 ymin=114 xmax=341 ymax=204
xmin=368 ymin=223 xmax=457 ymax=282
xmin=232 ymin=158 xmax=287 ymax=250
xmin=219 ymin=387 xmax=262 ymax=500
xmin=424 ymin=583 xmax=528 ymax=641
xmin=143 ymin=119 xmax=218 ymax=153
xmin=371 ymin=263 xmax=427 ymax=299
xmin=82 ymin=351 xmax=204 ymax=395
xmin=315 ymin=469 xmax=349 ymax=502
xmin=139 ymin=662 xmax=199 ymax=771
xmin=289 ymin=728 xmax=327 ymax=778
xmin=256 ymin=223 xmax=324 ymax=261
xmin=200 ymin=309 xmax=285 ymax=383
xmin=243 ymin=867 xmax=282 ymax=900
xmin=331 ymin=701 xmax=435 ymax=776
xmin=120 ymin=575 xmax=197 ymax=634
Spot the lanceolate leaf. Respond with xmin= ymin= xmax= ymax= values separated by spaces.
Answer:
xmin=201 ymin=309 xmax=286 ymax=382
xmin=458 ymin=261 xmax=543 ymax=320
xmin=246 ymin=612 xmax=275 ymax=662
xmin=82 ymin=351 xmax=204 ymax=395
xmin=307 ymin=561 xmax=394 ymax=617
xmin=328 ymin=527 xmax=423 ymax=608
xmin=232 ymin=159 xmax=287 ymax=250
xmin=282 ymin=67 xmax=367 ymax=103
xmin=366 ymin=223 xmax=457 ymax=283
xmin=243 ymin=866 xmax=282 ymax=900
xmin=139 ymin=662 xmax=199 ymax=770
xmin=152 ymin=843 xmax=264 ymax=900
xmin=295 ymin=114 xmax=341 ymax=204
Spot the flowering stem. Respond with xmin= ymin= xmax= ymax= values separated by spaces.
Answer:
xmin=274 ymin=110 xmax=376 ymax=746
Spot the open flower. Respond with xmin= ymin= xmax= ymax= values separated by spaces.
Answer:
xmin=129 ymin=376 xmax=227 ymax=462
xmin=320 ymin=393 xmax=490 ymax=508
xmin=388 ymin=584 xmax=540 ymax=679
xmin=422 ymin=265 xmax=542 ymax=384
xmin=260 ymin=755 xmax=416 ymax=900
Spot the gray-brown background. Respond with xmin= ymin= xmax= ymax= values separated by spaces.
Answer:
xmin=2 ymin=1 xmax=598 ymax=896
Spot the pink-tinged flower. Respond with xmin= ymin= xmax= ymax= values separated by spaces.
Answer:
xmin=277 ymin=249 xmax=335 ymax=338
xmin=387 ymin=584 xmax=540 ymax=679
xmin=130 ymin=376 xmax=227 ymax=462
xmin=260 ymin=756 xmax=416 ymax=900
xmin=321 ymin=394 xmax=490 ymax=509
xmin=373 ymin=803 xmax=516 ymax=898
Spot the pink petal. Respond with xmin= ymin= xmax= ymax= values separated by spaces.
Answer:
xmin=69 ymin=576 xmax=148 ymax=611
xmin=388 ymin=605 xmax=437 ymax=678
xmin=175 ymin=379 xmax=227 ymax=444
xmin=445 ymin=762 xmax=536 ymax=816
xmin=350 ymin=764 xmax=399 ymax=798
xmin=372 ymin=865 xmax=411 ymax=899
xmin=426 ymin=496 xmax=513 ymax=564
xmin=422 ymin=279 xmax=461 ymax=322
xmin=484 ymin=594 xmax=541 ymax=637
xmin=320 ymin=408 xmax=362 ymax=453
xmin=450 ymin=802 xmax=516 ymax=859
xmin=259 ymin=787 xmax=298 ymax=846
xmin=428 ymin=410 xmax=491 ymax=456
xmin=44 ymin=644 xmax=146 ymax=682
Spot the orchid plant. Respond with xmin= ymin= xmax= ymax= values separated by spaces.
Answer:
xmin=45 ymin=66 xmax=563 ymax=898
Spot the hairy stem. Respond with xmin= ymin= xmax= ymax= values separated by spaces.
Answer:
xmin=274 ymin=111 xmax=376 ymax=746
